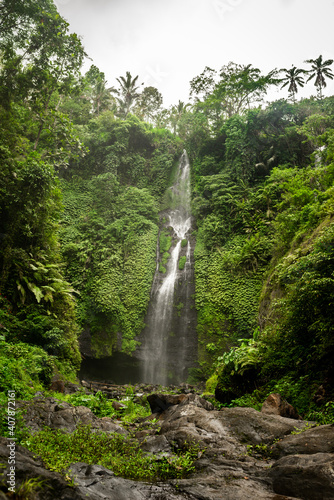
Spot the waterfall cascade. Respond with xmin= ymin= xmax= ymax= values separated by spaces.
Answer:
xmin=138 ymin=151 xmax=197 ymax=385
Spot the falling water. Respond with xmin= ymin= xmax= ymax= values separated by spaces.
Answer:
xmin=138 ymin=150 xmax=197 ymax=385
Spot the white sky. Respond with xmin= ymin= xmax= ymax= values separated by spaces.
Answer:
xmin=55 ymin=0 xmax=334 ymax=107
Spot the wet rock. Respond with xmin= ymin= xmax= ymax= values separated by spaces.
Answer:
xmin=17 ymin=397 xmax=127 ymax=435
xmin=159 ymin=401 xmax=244 ymax=456
xmin=139 ymin=434 xmax=172 ymax=454
xmin=217 ymin=407 xmax=307 ymax=446
xmin=261 ymin=393 xmax=300 ymax=419
xmin=65 ymin=382 xmax=82 ymax=394
xmin=176 ymin=472 xmax=298 ymax=500
xmin=112 ymin=401 xmax=126 ymax=411
xmin=147 ymin=393 xmax=187 ymax=413
xmin=268 ymin=452 xmax=334 ymax=500
xmin=68 ymin=462 xmax=196 ymax=499
xmin=270 ymin=423 xmax=334 ymax=458
xmin=159 ymin=402 xmax=309 ymax=460
xmin=179 ymin=393 xmax=215 ymax=411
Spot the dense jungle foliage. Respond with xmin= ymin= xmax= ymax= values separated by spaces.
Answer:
xmin=1 ymin=0 xmax=334 ymax=424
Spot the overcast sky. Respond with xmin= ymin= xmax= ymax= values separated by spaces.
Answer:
xmin=55 ymin=0 xmax=334 ymax=107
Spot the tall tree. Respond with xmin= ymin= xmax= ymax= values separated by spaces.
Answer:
xmin=279 ymin=66 xmax=306 ymax=102
xmin=190 ymin=63 xmax=278 ymax=130
xmin=115 ymin=71 xmax=142 ymax=117
xmin=305 ymin=55 xmax=334 ymax=98
xmin=85 ymin=65 xmax=116 ymax=116
xmin=133 ymin=86 xmax=163 ymax=123
xmin=0 ymin=0 xmax=86 ymax=165
xmin=169 ymin=100 xmax=191 ymax=135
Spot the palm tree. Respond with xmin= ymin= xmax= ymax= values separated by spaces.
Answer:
xmin=170 ymin=100 xmax=191 ymax=134
xmin=279 ymin=66 xmax=306 ymax=102
xmin=304 ymin=55 xmax=334 ymax=98
xmin=115 ymin=71 xmax=142 ymax=117
xmin=84 ymin=65 xmax=116 ymax=116
xmin=93 ymin=77 xmax=116 ymax=116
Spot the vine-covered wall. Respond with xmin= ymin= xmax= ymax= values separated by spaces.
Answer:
xmin=194 ymin=236 xmax=263 ymax=376
xmin=59 ymin=119 xmax=183 ymax=358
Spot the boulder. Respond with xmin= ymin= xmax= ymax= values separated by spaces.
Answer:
xmin=147 ymin=393 xmax=188 ymax=413
xmin=159 ymin=395 xmax=240 ymax=456
xmin=268 ymin=452 xmax=334 ymax=500
xmin=68 ymin=462 xmax=197 ymax=499
xmin=217 ymin=407 xmax=308 ymax=446
xmin=139 ymin=434 xmax=172 ymax=454
xmin=17 ymin=397 xmax=127 ymax=435
xmin=261 ymin=393 xmax=300 ymax=419
xmin=270 ymin=423 xmax=334 ymax=458
xmin=159 ymin=399 xmax=309 ymax=460
xmin=176 ymin=473 xmax=299 ymax=500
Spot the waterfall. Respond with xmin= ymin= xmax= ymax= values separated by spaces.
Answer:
xmin=138 ymin=150 xmax=197 ymax=385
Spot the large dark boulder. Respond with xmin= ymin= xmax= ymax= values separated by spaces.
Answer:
xmin=268 ymin=452 xmax=334 ymax=500
xmin=159 ymin=399 xmax=309 ymax=457
xmin=217 ymin=406 xmax=307 ymax=446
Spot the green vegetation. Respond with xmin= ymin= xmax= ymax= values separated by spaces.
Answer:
xmin=178 ymin=256 xmax=187 ymax=270
xmin=62 ymin=388 xmax=151 ymax=422
xmin=23 ymin=424 xmax=200 ymax=481
xmin=189 ymin=96 xmax=334 ymax=419
xmin=160 ymin=230 xmax=173 ymax=253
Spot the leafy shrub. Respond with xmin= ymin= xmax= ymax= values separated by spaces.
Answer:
xmin=23 ymin=425 xmax=201 ymax=481
xmin=0 ymin=340 xmax=54 ymax=398
xmin=63 ymin=389 xmax=150 ymax=422
xmin=306 ymin=401 xmax=334 ymax=425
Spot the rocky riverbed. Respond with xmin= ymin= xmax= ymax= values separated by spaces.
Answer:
xmin=1 ymin=383 xmax=334 ymax=499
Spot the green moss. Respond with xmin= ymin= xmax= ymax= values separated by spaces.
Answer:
xmin=162 ymin=251 xmax=170 ymax=265
xmin=181 ymin=239 xmax=188 ymax=248
xmin=0 ymin=340 xmax=60 ymax=399
xmin=175 ymin=302 xmax=184 ymax=316
xmin=159 ymin=231 xmax=172 ymax=253
xmin=205 ymin=373 xmax=218 ymax=394
xmin=178 ymin=256 xmax=187 ymax=270
xmin=60 ymin=179 xmax=159 ymax=356
xmin=194 ymin=236 xmax=263 ymax=376
xmin=158 ymin=263 xmax=166 ymax=273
